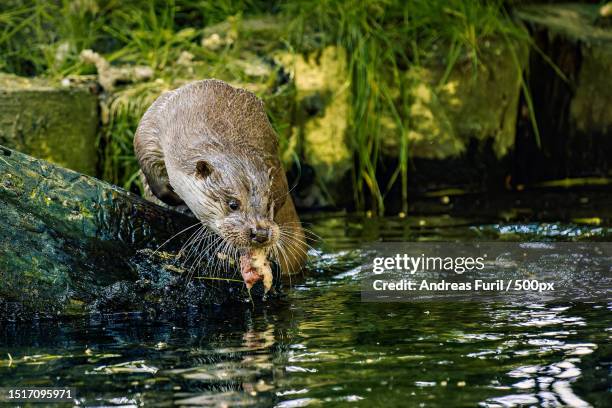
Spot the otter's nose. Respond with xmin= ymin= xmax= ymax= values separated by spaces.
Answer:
xmin=250 ymin=227 xmax=269 ymax=244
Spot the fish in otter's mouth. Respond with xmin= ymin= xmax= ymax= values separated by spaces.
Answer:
xmin=239 ymin=249 xmax=273 ymax=294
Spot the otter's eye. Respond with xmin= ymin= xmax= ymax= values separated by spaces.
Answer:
xmin=228 ymin=199 xmax=240 ymax=211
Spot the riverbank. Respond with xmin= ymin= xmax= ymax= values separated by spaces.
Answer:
xmin=1 ymin=1 xmax=610 ymax=213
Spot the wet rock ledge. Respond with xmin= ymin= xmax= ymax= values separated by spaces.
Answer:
xmin=0 ymin=146 xmax=277 ymax=321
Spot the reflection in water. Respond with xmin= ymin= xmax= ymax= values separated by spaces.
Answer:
xmin=479 ymin=304 xmax=600 ymax=408
xmin=0 ymin=214 xmax=609 ymax=407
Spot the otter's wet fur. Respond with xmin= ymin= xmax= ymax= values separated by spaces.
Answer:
xmin=134 ymin=79 xmax=307 ymax=278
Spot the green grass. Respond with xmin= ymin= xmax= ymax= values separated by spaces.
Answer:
xmin=0 ymin=1 xmax=275 ymax=75
xmin=0 ymin=0 xmax=533 ymax=211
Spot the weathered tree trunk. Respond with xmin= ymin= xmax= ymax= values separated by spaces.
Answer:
xmin=0 ymin=146 xmax=274 ymax=321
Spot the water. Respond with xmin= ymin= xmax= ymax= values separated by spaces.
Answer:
xmin=0 ymin=211 xmax=610 ymax=407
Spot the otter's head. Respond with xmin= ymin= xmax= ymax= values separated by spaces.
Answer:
xmin=167 ymin=149 xmax=283 ymax=255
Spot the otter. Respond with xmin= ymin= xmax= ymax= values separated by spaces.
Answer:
xmin=134 ymin=79 xmax=307 ymax=290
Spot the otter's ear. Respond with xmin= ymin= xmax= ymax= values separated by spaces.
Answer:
xmin=195 ymin=160 xmax=212 ymax=179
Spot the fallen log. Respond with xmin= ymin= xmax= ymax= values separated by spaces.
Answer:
xmin=0 ymin=145 xmax=278 ymax=321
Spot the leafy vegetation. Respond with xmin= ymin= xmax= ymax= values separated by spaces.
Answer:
xmin=0 ymin=0 xmax=532 ymax=211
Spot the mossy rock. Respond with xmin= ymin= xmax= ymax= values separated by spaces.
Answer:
xmin=380 ymin=38 xmax=527 ymax=160
xmin=275 ymin=46 xmax=352 ymax=207
xmin=0 ymin=73 xmax=99 ymax=175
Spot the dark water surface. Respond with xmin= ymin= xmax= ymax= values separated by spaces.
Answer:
xmin=1 ymin=211 xmax=610 ymax=407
